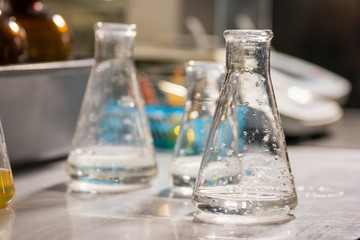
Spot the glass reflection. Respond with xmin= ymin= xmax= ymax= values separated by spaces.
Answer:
xmin=192 ymin=216 xmax=297 ymax=240
xmin=0 ymin=207 xmax=15 ymax=240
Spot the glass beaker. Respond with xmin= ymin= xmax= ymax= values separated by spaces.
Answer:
xmin=66 ymin=23 xmax=157 ymax=193
xmin=192 ymin=30 xmax=297 ymax=224
xmin=0 ymin=121 xmax=15 ymax=208
xmin=169 ymin=61 xmax=225 ymax=198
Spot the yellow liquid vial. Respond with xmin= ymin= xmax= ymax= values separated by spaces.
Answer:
xmin=0 ymin=169 xmax=15 ymax=207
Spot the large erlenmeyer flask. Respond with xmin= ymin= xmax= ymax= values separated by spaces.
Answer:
xmin=192 ymin=30 xmax=297 ymax=224
xmin=66 ymin=23 xmax=157 ymax=193
xmin=0 ymin=121 xmax=15 ymax=208
xmin=169 ymin=61 xmax=225 ymax=198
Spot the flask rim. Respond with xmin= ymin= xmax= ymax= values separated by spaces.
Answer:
xmin=185 ymin=61 xmax=225 ymax=84
xmin=94 ymin=22 xmax=137 ymax=37
xmin=224 ymin=29 xmax=273 ymax=42
xmin=186 ymin=60 xmax=225 ymax=71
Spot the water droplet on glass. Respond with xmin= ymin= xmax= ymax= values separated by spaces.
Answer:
xmin=264 ymin=157 xmax=272 ymax=164
xmin=245 ymin=168 xmax=254 ymax=176
xmin=264 ymin=128 xmax=271 ymax=133
xmin=262 ymin=133 xmax=270 ymax=143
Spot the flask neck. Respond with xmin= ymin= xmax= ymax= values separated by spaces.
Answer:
xmin=94 ymin=23 xmax=136 ymax=62
xmin=224 ymin=30 xmax=273 ymax=78
xmin=185 ymin=61 xmax=224 ymax=101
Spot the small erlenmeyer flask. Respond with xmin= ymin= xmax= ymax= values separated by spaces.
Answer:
xmin=66 ymin=23 xmax=157 ymax=193
xmin=192 ymin=30 xmax=297 ymax=224
xmin=0 ymin=121 xmax=15 ymax=208
xmin=169 ymin=61 xmax=225 ymax=197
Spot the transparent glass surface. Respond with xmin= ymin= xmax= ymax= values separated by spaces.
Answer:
xmin=192 ymin=30 xmax=297 ymax=224
xmin=168 ymin=61 xmax=225 ymax=198
xmin=0 ymin=207 xmax=15 ymax=239
xmin=0 ymin=121 xmax=15 ymax=208
xmin=66 ymin=23 xmax=157 ymax=193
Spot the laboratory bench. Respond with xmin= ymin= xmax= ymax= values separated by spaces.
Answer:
xmin=4 ymin=108 xmax=360 ymax=240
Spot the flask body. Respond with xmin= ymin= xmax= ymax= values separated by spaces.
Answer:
xmin=0 ymin=121 xmax=15 ymax=208
xmin=170 ymin=61 xmax=225 ymax=197
xmin=66 ymin=23 xmax=157 ymax=193
xmin=192 ymin=30 xmax=297 ymax=223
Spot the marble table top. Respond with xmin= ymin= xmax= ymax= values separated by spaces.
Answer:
xmin=4 ymin=146 xmax=360 ymax=239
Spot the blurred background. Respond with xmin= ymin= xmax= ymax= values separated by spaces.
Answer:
xmin=41 ymin=0 xmax=359 ymax=107
xmin=0 ymin=0 xmax=359 ymax=166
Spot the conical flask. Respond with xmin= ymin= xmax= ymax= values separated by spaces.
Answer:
xmin=192 ymin=30 xmax=297 ymax=224
xmin=169 ymin=61 xmax=225 ymax=197
xmin=0 ymin=121 xmax=15 ymax=208
xmin=66 ymin=23 xmax=157 ymax=193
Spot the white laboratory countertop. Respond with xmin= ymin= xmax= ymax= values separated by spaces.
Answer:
xmin=4 ymin=146 xmax=360 ymax=240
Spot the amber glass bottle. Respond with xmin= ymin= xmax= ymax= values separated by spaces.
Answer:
xmin=7 ymin=0 xmax=72 ymax=62
xmin=0 ymin=7 xmax=28 ymax=64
